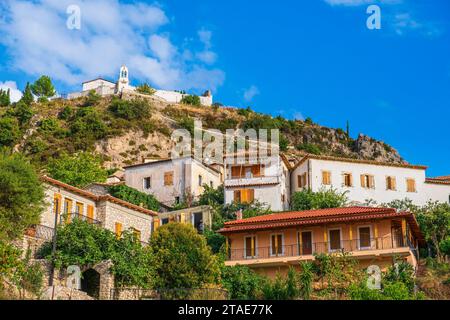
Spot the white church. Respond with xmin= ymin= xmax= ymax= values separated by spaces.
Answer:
xmin=67 ymin=65 xmax=213 ymax=106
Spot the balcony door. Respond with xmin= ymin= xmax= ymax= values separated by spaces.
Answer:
xmin=329 ymin=229 xmax=342 ymax=252
xmin=300 ymin=231 xmax=313 ymax=255
xmin=244 ymin=235 xmax=257 ymax=259
xmin=358 ymin=226 xmax=372 ymax=250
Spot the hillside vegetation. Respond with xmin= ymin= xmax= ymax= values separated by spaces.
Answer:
xmin=1 ymin=91 xmax=404 ymax=170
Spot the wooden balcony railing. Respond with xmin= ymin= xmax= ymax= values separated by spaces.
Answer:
xmin=227 ymin=236 xmax=410 ymax=261
xmin=59 ymin=213 xmax=102 ymax=225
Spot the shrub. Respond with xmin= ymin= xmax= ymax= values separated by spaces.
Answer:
xmin=296 ymin=143 xmax=321 ymax=155
xmin=298 ymin=262 xmax=314 ymax=300
xmin=0 ymin=88 xmax=11 ymax=107
xmin=109 ymin=98 xmax=151 ymax=120
xmin=8 ymin=101 xmax=34 ymax=126
xmin=58 ymin=106 xmax=73 ymax=120
xmin=83 ymin=90 xmax=101 ymax=107
xmin=30 ymin=75 xmax=56 ymax=100
xmin=180 ymin=95 xmax=201 ymax=106
xmin=221 ymin=265 xmax=264 ymax=299
xmin=136 ymin=83 xmax=156 ymax=95
xmin=107 ymin=185 xmax=160 ymax=211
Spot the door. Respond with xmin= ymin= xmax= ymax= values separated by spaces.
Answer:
xmin=301 ymin=232 xmax=313 ymax=255
xmin=192 ymin=212 xmax=203 ymax=232
xmin=358 ymin=227 xmax=371 ymax=249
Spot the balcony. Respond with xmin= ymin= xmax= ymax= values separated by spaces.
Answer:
xmin=224 ymin=175 xmax=280 ymax=187
xmin=227 ymin=236 xmax=412 ymax=263
xmin=59 ymin=212 xmax=102 ymax=225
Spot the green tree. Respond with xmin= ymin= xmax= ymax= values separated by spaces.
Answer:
xmin=0 ymin=117 xmax=21 ymax=147
xmin=38 ymin=220 xmax=153 ymax=288
xmin=107 ymin=184 xmax=160 ymax=211
xmin=149 ymin=223 xmax=220 ymax=289
xmin=221 ymin=265 xmax=264 ymax=299
xmin=30 ymin=76 xmax=56 ymax=101
xmin=8 ymin=101 xmax=34 ymax=126
xmin=0 ymin=88 xmax=11 ymax=107
xmin=291 ymin=188 xmax=348 ymax=211
xmin=47 ymin=152 xmax=107 ymax=188
xmin=416 ymin=201 xmax=450 ymax=263
xmin=20 ymin=82 xmax=34 ymax=105
xmin=0 ymin=151 xmax=45 ymax=241
xmin=83 ymin=90 xmax=101 ymax=107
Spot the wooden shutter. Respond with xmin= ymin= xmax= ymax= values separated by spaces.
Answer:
xmin=115 ymin=222 xmax=122 ymax=238
xmin=392 ymin=177 xmax=397 ymax=190
xmin=231 ymin=166 xmax=241 ymax=178
xmin=247 ymin=189 xmax=255 ymax=202
xmin=407 ymin=179 xmax=416 ymax=192
xmin=234 ymin=190 xmax=241 ymax=203
xmin=360 ymin=175 xmax=366 ymax=188
xmin=153 ymin=218 xmax=160 ymax=231
xmin=322 ymin=171 xmax=331 ymax=185
xmin=297 ymin=175 xmax=302 ymax=188
xmin=87 ymin=205 xmax=94 ymax=222
xmin=349 ymin=174 xmax=353 ymax=187
xmin=164 ymin=172 xmax=174 ymax=186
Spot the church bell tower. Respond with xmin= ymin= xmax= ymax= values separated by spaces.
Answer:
xmin=117 ymin=65 xmax=129 ymax=93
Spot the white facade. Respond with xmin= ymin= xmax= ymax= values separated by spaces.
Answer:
xmin=124 ymin=157 xmax=223 ymax=207
xmin=291 ymin=156 xmax=450 ymax=206
xmin=224 ymin=154 xmax=291 ymax=212
xmin=69 ymin=65 xmax=213 ymax=106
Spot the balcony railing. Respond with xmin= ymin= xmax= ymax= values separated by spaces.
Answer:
xmin=227 ymin=236 xmax=410 ymax=261
xmin=25 ymin=224 xmax=55 ymax=241
xmin=59 ymin=213 xmax=102 ymax=225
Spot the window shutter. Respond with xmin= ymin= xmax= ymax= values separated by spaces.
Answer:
xmin=360 ymin=175 xmax=366 ymax=188
xmin=297 ymin=175 xmax=302 ymax=188
xmin=349 ymin=174 xmax=353 ymax=187
xmin=392 ymin=177 xmax=397 ymax=190
xmin=231 ymin=166 xmax=240 ymax=178
xmin=251 ymin=165 xmax=261 ymax=177
xmin=234 ymin=190 xmax=241 ymax=203
xmin=87 ymin=205 xmax=94 ymax=222
xmin=115 ymin=222 xmax=122 ymax=238
xmin=248 ymin=189 xmax=255 ymax=202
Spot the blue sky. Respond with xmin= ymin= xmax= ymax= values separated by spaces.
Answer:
xmin=0 ymin=0 xmax=449 ymax=176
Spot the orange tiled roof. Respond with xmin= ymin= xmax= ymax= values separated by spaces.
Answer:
xmin=219 ymin=206 xmax=424 ymax=240
xmin=41 ymin=176 xmax=158 ymax=216
xmin=425 ymin=177 xmax=450 ymax=185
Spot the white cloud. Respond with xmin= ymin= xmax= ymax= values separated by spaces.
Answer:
xmin=393 ymin=13 xmax=441 ymax=37
xmin=0 ymin=81 xmax=23 ymax=103
xmin=0 ymin=0 xmax=225 ymax=92
xmin=293 ymin=112 xmax=305 ymax=121
xmin=243 ymin=85 xmax=260 ymax=102
xmin=195 ymin=28 xmax=217 ymax=65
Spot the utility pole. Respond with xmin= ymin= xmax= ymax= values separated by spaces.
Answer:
xmin=346 ymin=120 xmax=350 ymax=137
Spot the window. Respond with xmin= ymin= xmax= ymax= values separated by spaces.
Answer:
xmin=329 ymin=229 xmax=342 ymax=251
xmin=53 ymin=194 xmax=62 ymax=216
xmin=406 ymin=178 xmax=416 ymax=192
xmin=297 ymin=173 xmax=307 ymax=188
xmin=386 ymin=176 xmax=396 ymax=190
xmin=63 ymin=199 xmax=72 ymax=214
xmin=210 ymin=181 xmax=214 ymax=188
xmin=164 ymin=171 xmax=174 ymax=186
xmin=143 ymin=177 xmax=151 ymax=189
xmin=358 ymin=226 xmax=372 ymax=250
xmin=198 ymin=175 xmax=203 ymax=187
xmin=115 ymin=222 xmax=122 ymax=238
xmin=322 ymin=171 xmax=331 ymax=185
xmin=360 ymin=174 xmax=375 ymax=189
xmin=244 ymin=236 xmax=257 ymax=258
xmin=161 ymin=218 xmax=169 ymax=225
xmin=271 ymin=234 xmax=284 ymax=256
xmin=76 ymin=202 xmax=83 ymax=215
xmin=231 ymin=165 xmax=263 ymax=179
xmin=132 ymin=228 xmax=141 ymax=241
xmin=343 ymin=173 xmax=353 ymax=187
xmin=234 ymin=189 xmax=254 ymax=204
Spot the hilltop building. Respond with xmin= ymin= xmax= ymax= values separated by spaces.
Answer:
xmin=68 ymin=65 xmax=213 ymax=106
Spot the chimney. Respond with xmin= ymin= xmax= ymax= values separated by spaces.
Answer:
xmin=236 ymin=209 xmax=243 ymax=220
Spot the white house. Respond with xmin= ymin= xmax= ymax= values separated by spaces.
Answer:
xmin=68 ymin=65 xmax=213 ymax=106
xmin=290 ymin=154 xmax=450 ymax=206
xmin=123 ymin=156 xmax=223 ymax=207
xmin=223 ymin=153 xmax=291 ymax=211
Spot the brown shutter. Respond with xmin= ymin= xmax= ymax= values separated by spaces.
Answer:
xmin=360 ymin=175 xmax=366 ymax=188
xmin=297 ymin=175 xmax=302 ymax=188
xmin=369 ymin=175 xmax=375 ymax=188
xmin=231 ymin=166 xmax=241 ymax=178
xmin=234 ymin=190 xmax=241 ymax=203
xmin=392 ymin=177 xmax=397 ymax=190
xmin=349 ymin=174 xmax=353 ymax=187
xmin=248 ymin=189 xmax=255 ymax=202
xmin=251 ymin=165 xmax=261 ymax=177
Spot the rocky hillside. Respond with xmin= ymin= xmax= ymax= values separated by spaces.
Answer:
xmin=6 ymin=92 xmax=404 ymax=169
